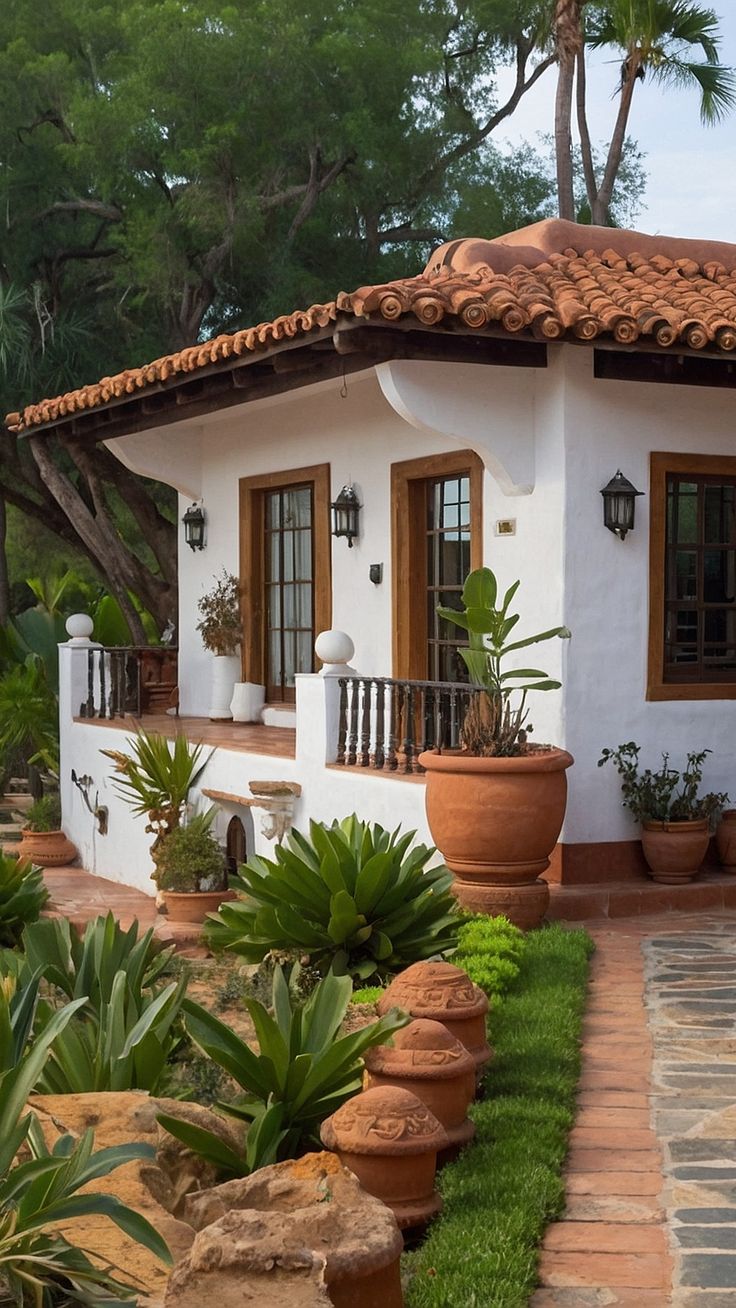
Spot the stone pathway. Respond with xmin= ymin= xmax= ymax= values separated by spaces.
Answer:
xmin=533 ymin=912 xmax=736 ymax=1307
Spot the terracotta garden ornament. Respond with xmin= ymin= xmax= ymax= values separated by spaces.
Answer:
xmin=320 ymin=1085 xmax=448 ymax=1231
xmin=364 ymin=1017 xmax=475 ymax=1159
xmin=377 ymin=961 xmax=492 ymax=1085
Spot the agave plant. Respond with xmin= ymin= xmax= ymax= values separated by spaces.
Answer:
xmin=16 ymin=913 xmax=175 ymax=1006
xmin=0 ymin=855 xmax=47 ymax=949
xmin=0 ymin=973 xmax=171 ymax=1304
xmin=205 ymin=815 xmax=459 ymax=981
xmin=158 ymin=965 xmax=408 ymax=1178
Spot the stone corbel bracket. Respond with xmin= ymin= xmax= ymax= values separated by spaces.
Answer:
xmin=202 ymin=781 xmax=302 ymax=844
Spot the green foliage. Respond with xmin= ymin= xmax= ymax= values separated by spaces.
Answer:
xmin=24 ymin=795 xmax=61 ymax=833
xmin=157 ymin=810 xmax=227 ymax=893
xmin=598 ymin=742 xmax=729 ymax=828
xmin=438 ymin=567 xmax=570 ymax=756
xmin=0 ymin=663 xmax=59 ymax=777
xmin=0 ymin=973 xmax=171 ymax=1304
xmin=351 ymin=986 xmax=384 ymax=1005
xmin=196 ymin=572 xmax=241 ymax=657
xmin=404 ymin=924 xmax=594 ymax=1308
xmin=454 ymin=914 xmax=526 ymax=999
xmin=205 ymin=815 xmax=459 ymax=982
xmin=0 ymin=856 xmax=47 ymax=949
xmin=16 ymin=913 xmax=175 ymax=1006
xmin=158 ymin=965 xmax=409 ymax=1177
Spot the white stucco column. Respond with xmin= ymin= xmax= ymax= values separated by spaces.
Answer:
xmin=295 ymin=631 xmax=357 ymax=766
xmin=58 ymin=617 xmax=102 ymax=830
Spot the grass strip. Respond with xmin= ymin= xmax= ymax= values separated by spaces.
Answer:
xmin=404 ymin=922 xmax=594 ymax=1308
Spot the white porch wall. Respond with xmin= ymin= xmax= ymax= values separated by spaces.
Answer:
xmin=561 ymin=348 xmax=736 ymax=843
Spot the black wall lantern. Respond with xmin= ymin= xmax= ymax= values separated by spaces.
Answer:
xmin=600 ymin=470 xmax=643 ymax=541
xmin=182 ymin=502 xmax=206 ymax=551
xmin=331 ymin=484 xmax=361 ymax=548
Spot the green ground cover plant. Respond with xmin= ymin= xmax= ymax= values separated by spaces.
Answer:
xmin=205 ymin=815 xmax=459 ymax=981
xmin=0 ymin=856 xmax=47 ymax=949
xmin=453 ymin=914 xmax=526 ymax=997
xmin=404 ymin=923 xmax=593 ymax=1308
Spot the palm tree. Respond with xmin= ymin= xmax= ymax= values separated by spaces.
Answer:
xmin=576 ymin=1 xmax=736 ymax=225
xmin=554 ymin=0 xmax=586 ymax=220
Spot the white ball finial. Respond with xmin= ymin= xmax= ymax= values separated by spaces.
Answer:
xmin=66 ymin=613 xmax=95 ymax=644
xmin=315 ymin=629 xmax=356 ymax=676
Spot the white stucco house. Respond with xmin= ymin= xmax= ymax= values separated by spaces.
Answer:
xmin=9 ymin=217 xmax=736 ymax=895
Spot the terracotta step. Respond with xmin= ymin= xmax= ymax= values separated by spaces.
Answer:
xmin=547 ymin=870 xmax=736 ymax=922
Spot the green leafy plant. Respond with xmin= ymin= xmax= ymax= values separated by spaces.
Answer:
xmin=156 ymin=810 xmax=227 ymax=893
xmin=437 ymin=567 xmax=570 ymax=757
xmin=0 ymin=973 xmax=171 ymax=1305
xmin=598 ymin=743 xmax=729 ymax=829
xmin=101 ymin=731 xmax=211 ymax=879
xmin=0 ymin=856 xmax=47 ymax=949
xmin=23 ymin=795 xmax=61 ymax=833
xmin=196 ymin=571 xmax=241 ymax=656
xmin=205 ymin=815 xmax=459 ymax=982
xmin=454 ymin=914 xmax=526 ymax=999
xmin=158 ymin=966 xmax=409 ymax=1178
xmin=15 ymin=913 xmax=175 ymax=1006
xmin=0 ymin=663 xmax=59 ymax=777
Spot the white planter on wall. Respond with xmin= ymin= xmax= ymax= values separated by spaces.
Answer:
xmin=209 ymin=654 xmax=241 ymax=720
xmin=230 ymin=682 xmax=266 ymax=723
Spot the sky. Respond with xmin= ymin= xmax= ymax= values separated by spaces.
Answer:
xmin=497 ymin=5 xmax=736 ymax=241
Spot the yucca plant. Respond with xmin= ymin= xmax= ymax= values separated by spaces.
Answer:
xmin=205 ymin=815 xmax=459 ymax=981
xmin=0 ymin=856 xmax=47 ymax=950
xmin=0 ymin=974 xmax=171 ymax=1305
xmin=16 ymin=914 xmax=175 ymax=1007
xmin=158 ymin=965 xmax=408 ymax=1178
xmin=100 ymin=731 xmax=211 ymax=880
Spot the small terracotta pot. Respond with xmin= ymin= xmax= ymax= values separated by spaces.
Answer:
xmin=161 ymin=888 xmax=236 ymax=923
xmin=716 ymin=811 xmax=736 ymax=870
xmin=641 ymin=819 xmax=709 ymax=884
xmin=364 ymin=1018 xmax=475 ymax=1157
xmin=377 ymin=962 xmax=491 ymax=1086
xmin=321 ymin=1085 xmax=447 ymax=1230
xmin=18 ymin=828 xmax=77 ymax=867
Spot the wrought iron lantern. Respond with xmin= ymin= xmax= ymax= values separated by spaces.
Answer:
xmin=182 ymin=502 xmax=206 ymax=551
xmin=600 ymin=471 xmax=643 ymax=541
xmin=331 ymin=484 xmax=361 ymax=548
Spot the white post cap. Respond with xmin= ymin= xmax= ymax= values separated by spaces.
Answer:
xmin=315 ymin=629 xmax=356 ymax=676
xmin=65 ymin=613 xmax=95 ymax=644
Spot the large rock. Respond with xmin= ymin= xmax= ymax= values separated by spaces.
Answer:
xmin=28 ymin=1092 xmax=241 ymax=1306
xmin=166 ymin=1151 xmax=404 ymax=1308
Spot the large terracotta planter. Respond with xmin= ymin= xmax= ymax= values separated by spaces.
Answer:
xmin=716 ymin=811 xmax=736 ymax=870
xmin=161 ymin=888 xmax=235 ymax=924
xmin=641 ymin=819 xmax=710 ymax=884
xmin=377 ymin=962 xmax=491 ymax=1087
xmin=321 ymin=1085 xmax=447 ymax=1231
xmin=18 ymin=828 xmax=77 ymax=867
xmin=364 ymin=1018 xmax=475 ymax=1158
xmin=418 ymin=746 xmax=573 ymax=928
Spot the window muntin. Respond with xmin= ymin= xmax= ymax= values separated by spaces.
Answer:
xmin=664 ymin=474 xmax=736 ymax=683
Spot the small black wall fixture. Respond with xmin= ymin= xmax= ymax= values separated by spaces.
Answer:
xmin=71 ymin=770 xmax=108 ymax=836
xmin=182 ymin=502 xmax=206 ymax=551
xmin=331 ymin=484 xmax=361 ymax=548
xmin=600 ymin=470 xmax=643 ymax=541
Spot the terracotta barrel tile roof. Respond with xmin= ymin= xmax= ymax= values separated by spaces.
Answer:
xmin=8 ymin=219 xmax=736 ymax=436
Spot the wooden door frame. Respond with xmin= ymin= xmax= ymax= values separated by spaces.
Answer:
xmin=391 ymin=449 xmax=484 ymax=680
xmin=239 ymin=463 xmax=332 ymax=692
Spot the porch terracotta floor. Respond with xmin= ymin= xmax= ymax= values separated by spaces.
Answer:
xmin=73 ymin=713 xmax=296 ymax=758
xmin=40 ymin=865 xmax=207 ymax=952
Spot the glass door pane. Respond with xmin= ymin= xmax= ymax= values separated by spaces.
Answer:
xmin=426 ymin=474 xmax=471 ymax=682
xmin=264 ymin=484 xmax=314 ymax=701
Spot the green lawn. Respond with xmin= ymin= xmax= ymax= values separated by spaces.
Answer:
xmin=404 ymin=922 xmax=594 ymax=1308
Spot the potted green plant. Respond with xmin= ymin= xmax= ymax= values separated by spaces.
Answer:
xmin=156 ymin=809 xmax=233 ymax=922
xmin=196 ymin=570 xmax=242 ymax=720
xmin=417 ymin=567 xmax=572 ymax=929
xmin=598 ymin=744 xmax=728 ymax=884
xmin=18 ymin=793 xmax=77 ymax=867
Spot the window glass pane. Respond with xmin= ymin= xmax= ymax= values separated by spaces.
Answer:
xmin=282 ymin=531 xmax=294 ymax=582
xmin=294 ymin=529 xmax=312 ymax=581
xmin=283 ymin=584 xmax=295 ymax=628
xmin=704 ymin=550 xmax=736 ymax=603
xmin=675 ymin=551 xmax=697 ymax=600
xmin=439 ymin=537 xmax=465 ymax=585
xmin=296 ymin=630 xmax=312 ymax=674
xmin=268 ymin=531 xmax=280 ymax=583
xmin=675 ymin=484 xmax=698 ymax=543
xmin=283 ymin=631 xmax=296 ymax=687
xmin=296 ymin=583 xmax=311 ymax=627
xmin=267 ymin=584 xmax=281 ymax=629
xmin=704 ymin=484 xmax=735 ymax=546
xmin=266 ymin=493 xmax=280 ymax=529
xmin=442 ymin=502 xmax=459 ymax=530
xmin=268 ymin=631 xmax=282 ymax=688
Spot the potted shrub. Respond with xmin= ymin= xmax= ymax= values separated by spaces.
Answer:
xmin=598 ymin=743 xmax=728 ymax=884
xmin=417 ymin=567 xmax=572 ymax=929
xmin=18 ymin=793 xmax=77 ymax=867
xmin=196 ymin=571 xmax=242 ymax=720
xmin=156 ymin=809 xmax=233 ymax=922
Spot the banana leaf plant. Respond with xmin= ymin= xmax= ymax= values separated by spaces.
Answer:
xmin=158 ymin=965 xmax=408 ymax=1178
xmin=437 ymin=567 xmax=571 ymax=756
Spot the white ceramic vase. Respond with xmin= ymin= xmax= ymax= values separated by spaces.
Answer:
xmin=209 ymin=654 xmax=241 ymax=720
xmin=230 ymin=682 xmax=266 ymax=723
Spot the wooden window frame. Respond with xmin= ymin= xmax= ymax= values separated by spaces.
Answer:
xmin=239 ymin=464 xmax=331 ymax=693
xmin=391 ymin=449 xmax=483 ymax=680
xmin=648 ymin=451 xmax=736 ymax=701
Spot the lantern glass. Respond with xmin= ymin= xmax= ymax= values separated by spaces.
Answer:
xmin=600 ymin=471 xmax=642 ymax=541
xmin=331 ymin=485 xmax=361 ymax=548
xmin=182 ymin=504 xmax=206 ymax=551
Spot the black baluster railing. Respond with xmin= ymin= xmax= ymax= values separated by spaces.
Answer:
xmin=75 ymin=646 xmax=173 ymax=720
xmin=334 ymin=674 xmax=480 ymax=773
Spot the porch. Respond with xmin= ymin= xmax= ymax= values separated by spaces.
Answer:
xmin=72 ymin=713 xmax=296 ymax=759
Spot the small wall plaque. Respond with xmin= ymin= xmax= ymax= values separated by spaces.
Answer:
xmin=495 ymin=519 xmax=516 ymax=536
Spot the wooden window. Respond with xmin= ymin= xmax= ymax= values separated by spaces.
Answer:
xmin=392 ymin=450 xmax=483 ymax=681
xmin=239 ymin=464 xmax=331 ymax=702
xmin=649 ymin=452 xmax=736 ymax=700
